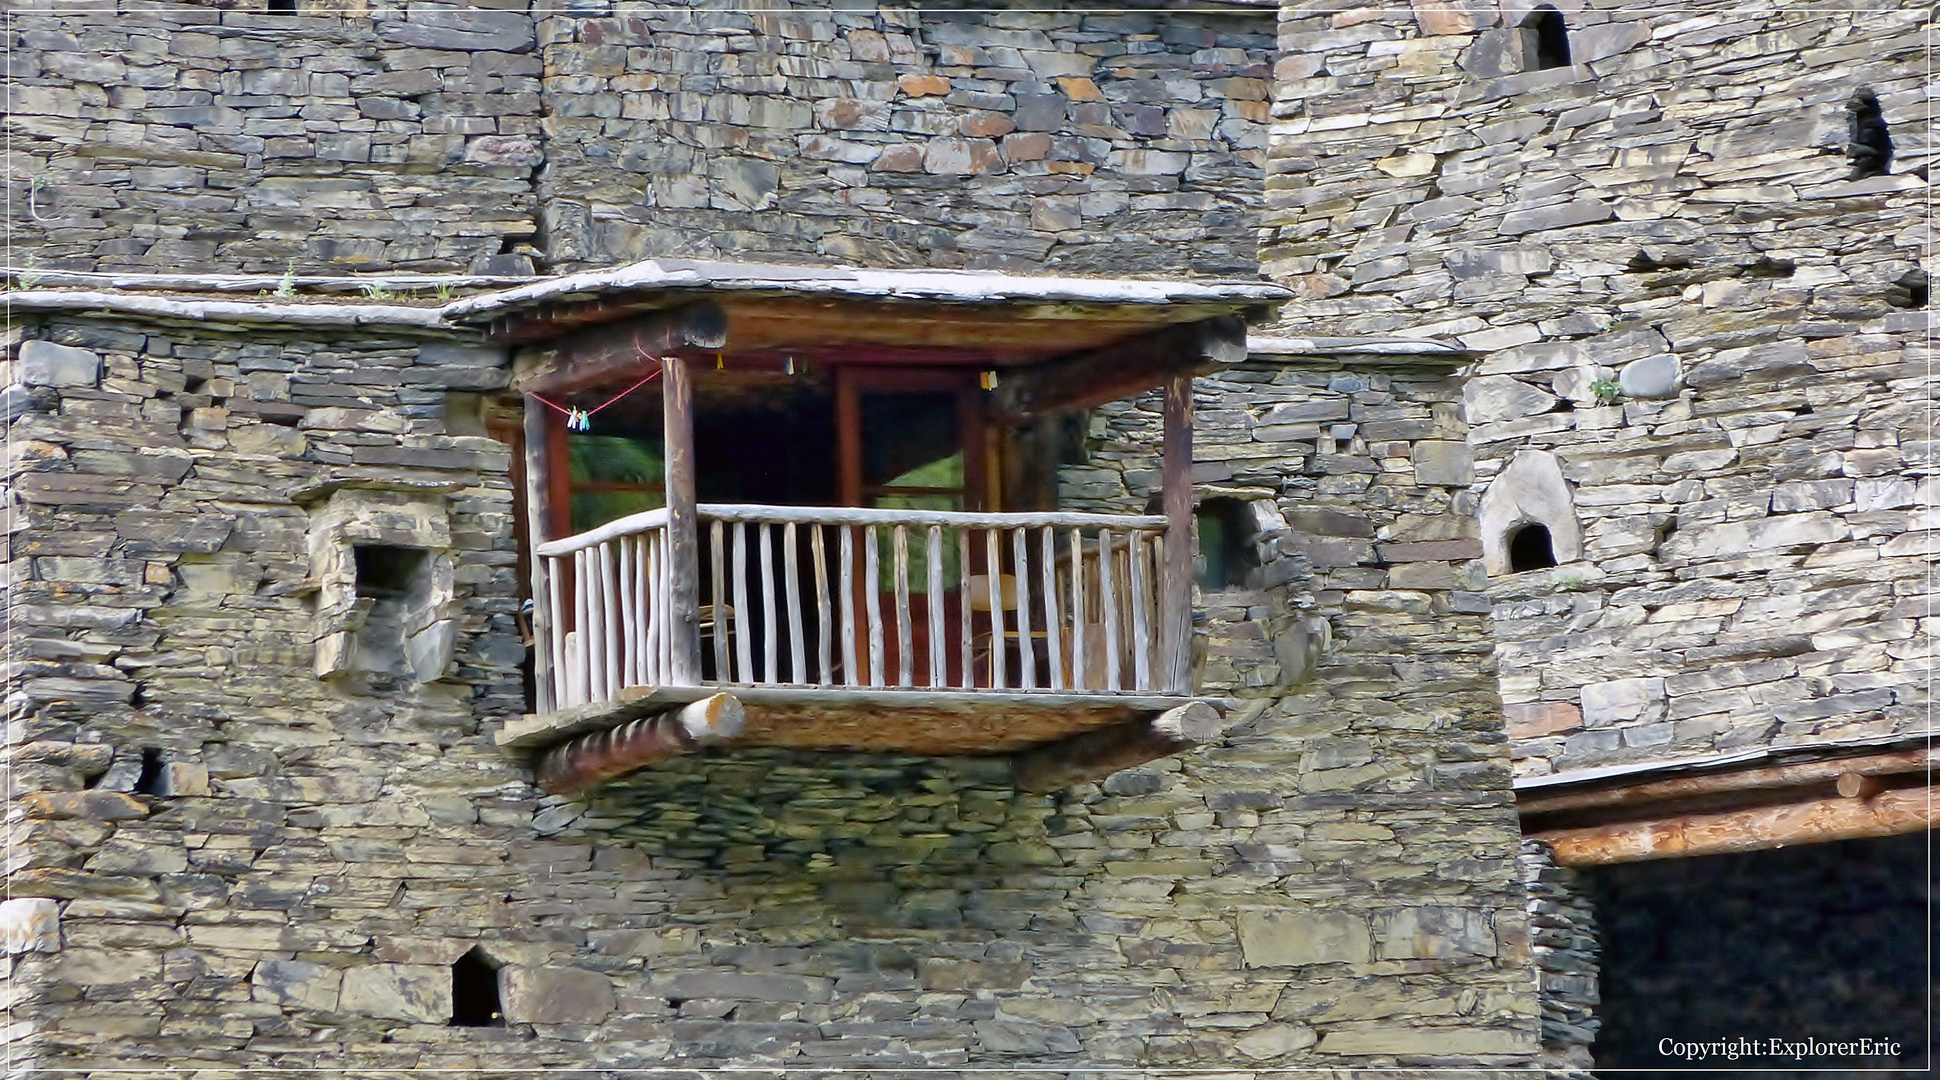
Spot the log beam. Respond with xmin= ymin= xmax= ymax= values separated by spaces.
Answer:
xmin=1516 ymin=747 xmax=1937 ymax=816
xmin=996 ymin=316 xmax=1246 ymax=420
xmin=1013 ymin=701 xmax=1222 ymax=794
xmin=533 ymin=692 xmax=744 ymax=794
xmin=511 ymin=301 xmax=728 ymax=396
xmin=1532 ymin=785 xmax=1934 ymax=867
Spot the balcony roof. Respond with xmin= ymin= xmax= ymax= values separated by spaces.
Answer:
xmin=446 ymin=257 xmax=1290 ymax=352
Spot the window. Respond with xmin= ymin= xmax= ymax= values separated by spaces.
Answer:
xmin=450 ymin=947 xmax=504 ymax=1027
xmin=1507 ymin=523 xmax=1558 ymax=572
xmin=1521 ymin=6 xmax=1571 ymax=70
xmin=1195 ymin=498 xmax=1258 ymax=590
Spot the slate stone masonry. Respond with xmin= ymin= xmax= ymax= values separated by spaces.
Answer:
xmin=1260 ymin=2 xmax=1932 ymax=777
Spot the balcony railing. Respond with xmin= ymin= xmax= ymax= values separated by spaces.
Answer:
xmin=531 ymin=503 xmax=1187 ymax=713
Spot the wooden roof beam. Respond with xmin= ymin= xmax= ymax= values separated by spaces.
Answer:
xmin=996 ymin=315 xmax=1247 ymax=421
xmin=511 ymin=301 xmax=728 ymax=397
xmin=1532 ymin=784 xmax=1934 ymax=866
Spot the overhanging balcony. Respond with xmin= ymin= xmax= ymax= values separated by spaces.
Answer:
xmin=452 ymin=258 xmax=1291 ymax=793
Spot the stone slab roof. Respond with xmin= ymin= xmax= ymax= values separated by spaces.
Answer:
xmin=442 ymin=258 xmax=1293 ymax=327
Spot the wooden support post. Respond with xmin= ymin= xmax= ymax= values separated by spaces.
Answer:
xmin=1013 ymin=701 xmax=1222 ymax=794
xmin=1161 ymin=374 xmax=1194 ymax=695
xmin=662 ymin=353 xmax=702 ymax=685
xmin=533 ymin=693 xmax=746 ymax=793
xmin=523 ymin=396 xmax=556 ymax=713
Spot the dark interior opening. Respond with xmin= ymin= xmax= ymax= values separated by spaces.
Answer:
xmin=132 ymin=748 xmax=166 ymax=796
xmin=1525 ymin=6 xmax=1572 ymax=70
xmin=1508 ymin=523 xmax=1558 ymax=572
xmin=1587 ymin=833 xmax=1930 ymax=1071
xmin=354 ymin=544 xmax=428 ymax=600
xmin=267 ymin=0 xmax=297 ymax=10
xmin=450 ymin=946 xmax=504 ymax=1027
xmin=1195 ymin=497 xmax=1259 ymax=590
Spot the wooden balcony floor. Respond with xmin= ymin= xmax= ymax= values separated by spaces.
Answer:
xmin=497 ymin=683 xmax=1203 ymax=756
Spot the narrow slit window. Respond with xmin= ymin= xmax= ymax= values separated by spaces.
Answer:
xmin=132 ymin=748 xmax=166 ymax=796
xmin=450 ymin=947 xmax=504 ymax=1027
xmin=1508 ymin=523 xmax=1558 ymax=573
xmin=1522 ymin=6 xmax=1571 ymax=70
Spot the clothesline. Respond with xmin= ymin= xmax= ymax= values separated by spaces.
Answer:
xmin=526 ymin=339 xmax=666 ymax=431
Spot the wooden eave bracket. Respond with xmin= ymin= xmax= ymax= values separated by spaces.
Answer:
xmin=533 ymin=692 xmax=744 ymax=794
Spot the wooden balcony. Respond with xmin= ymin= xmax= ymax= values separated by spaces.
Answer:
xmin=464 ymin=259 xmax=1292 ymax=791
xmin=498 ymin=502 xmax=1214 ymax=792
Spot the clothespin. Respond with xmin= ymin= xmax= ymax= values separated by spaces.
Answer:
xmin=716 ymin=352 xmax=726 ymax=370
xmin=785 ymin=355 xmax=796 ymax=375
xmin=567 ymin=407 xmax=591 ymax=431
xmin=979 ymin=370 xmax=999 ymax=390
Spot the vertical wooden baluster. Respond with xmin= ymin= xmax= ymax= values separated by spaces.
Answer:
xmin=619 ymin=536 xmax=637 ymax=688
xmin=839 ymin=526 xmax=858 ymax=686
xmin=1149 ymin=534 xmax=1164 ymax=690
xmin=641 ymin=533 xmax=658 ymax=686
xmin=663 ymin=527 xmax=676 ymax=682
xmin=573 ymin=549 xmax=593 ymax=704
xmin=893 ymin=524 xmax=913 ymax=687
xmin=957 ymin=528 xmax=973 ymax=688
xmin=547 ymin=555 xmax=566 ymax=706
xmin=1099 ymin=530 xmax=1121 ymax=692
xmin=865 ymin=526 xmax=884 ymax=687
xmin=1069 ymin=528 xmax=1086 ymax=691
xmin=985 ymin=528 xmax=1006 ymax=690
xmin=812 ymin=524 xmax=832 ymax=685
xmin=1128 ymin=531 xmax=1151 ymax=692
xmin=710 ymin=519 xmax=727 ymax=683
xmin=602 ymin=544 xmax=624 ymax=699
xmin=1011 ymin=527 xmax=1035 ymax=690
xmin=1041 ymin=526 xmax=1063 ymax=692
xmin=1161 ymin=373 xmax=1195 ymax=695
xmin=927 ymin=525 xmax=946 ymax=689
xmin=760 ymin=522 xmax=778 ymax=685
xmin=783 ymin=521 xmax=805 ymax=685
xmin=732 ymin=521 xmax=752 ymax=684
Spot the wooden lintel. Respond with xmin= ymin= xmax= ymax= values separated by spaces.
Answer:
xmin=996 ymin=316 xmax=1246 ymax=420
xmin=533 ymin=692 xmax=744 ymax=794
xmin=1516 ymin=747 xmax=1938 ymax=817
xmin=1013 ymin=701 xmax=1222 ymax=794
xmin=511 ymin=301 xmax=729 ymax=396
xmin=1532 ymin=785 xmax=1934 ymax=866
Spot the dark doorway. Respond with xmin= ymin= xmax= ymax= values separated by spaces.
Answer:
xmin=1586 ymin=832 xmax=1931 ymax=1077
xmin=1508 ymin=523 xmax=1558 ymax=572
xmin=450 ymin=946 xmax=504 ymax=1027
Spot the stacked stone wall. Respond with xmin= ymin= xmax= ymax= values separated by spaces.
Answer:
xmin=1260 ymin=3 xmax=1932 ymax=775
xmin=1 ymin=321 xmax=1538 ymax=1069
xmin=5 ymin=3 xmax=543 ymax=273
xmin=532 ymin=2 xmax=1273 ymax=274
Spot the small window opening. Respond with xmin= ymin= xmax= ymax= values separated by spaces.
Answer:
xmin=1887 ymin=269 xmax=1928 ymax=309
xmin=267 ymin=0 xmax=298 ymax=10
xmin=132 ymin=748 xmax=167 ymax=796
xmin=450 ymin=947 xmax=504 ymax=1027
xmin=351 ymin=545 xmax=431 ymax=676
xmin=1507 ymin=523 xmax=1558 ymax=573
xmin=1843 ymin=86 xmax=1892 ymax=180
xmin=1521 ymin=6 xmax=1571 ymax=71
xmin=1195 ymin=497 xmax=1259 ymax=590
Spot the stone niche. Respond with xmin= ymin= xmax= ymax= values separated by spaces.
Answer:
xmin=307 ymin=488 xmax=456 ymax=683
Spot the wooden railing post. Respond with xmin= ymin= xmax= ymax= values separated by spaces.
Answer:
xmin=1162 ymin=373 xmax=1194 ymax=694
xmin=662 ymin=353 xmax=702 ymax=685
xmin=522 ymin=395 xmax=556 ymax=713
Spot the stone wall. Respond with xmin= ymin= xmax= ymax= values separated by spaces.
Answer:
xmin=6 ymin=2 xmax=543 ymax=273
xmin=531 ymin=2 xmax=1274 ymax=273
xmin=2 ymin=315 xmax=1538 ymax=1069
xmin=1260 ymin=2 xmax=1932 ymax=776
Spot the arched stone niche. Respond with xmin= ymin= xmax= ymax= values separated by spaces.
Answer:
xmin=1479 ymin=449 xmax=1583 ymax=577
